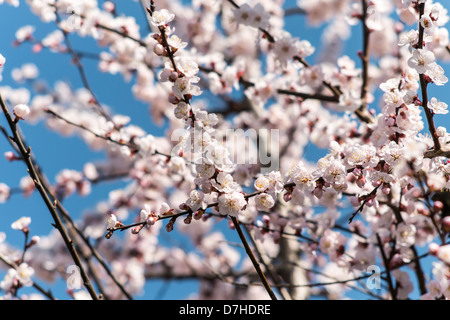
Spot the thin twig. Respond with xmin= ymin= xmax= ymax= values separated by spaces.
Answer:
xmin=244 ymin=226 xmax=293 ymax=300
xmin=0 ymin=254 xmax=55 ymax=300
xmin=54 ymin=9 xmax=114 ymax=124
xmin=0 ymin=92 xmax=99 ymax=300
xmin=376 ymin=233 xmax=396 ymax=300
xmin=230 ymin=216 xmax=278 ymax=300
xmin=417 ymin=3 xmax=441 ymax=151
xmin=359 ymin=0 xmax=371 ymax=114
xmin=411 ymin=246 xmax=427 ymax=296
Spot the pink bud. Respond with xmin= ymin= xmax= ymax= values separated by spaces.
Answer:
xmin=184 ymin=214 xmax=192 ymax=224
xmin=4 ymin=151 xmax=19 ymax=161
xmin=103 ymin=1 xmax=115 ymax=12
xmin=131 ymin=225 xmax=143 ymax=234
xmin=313 ymin=187 xmax=323 ymax=199
xmin=372 ymin=180 xmax=381 ymax=187
xmin=13 ymin=104 xmax=30 ymax=119
xmin=166 ymin=218 xmax=176 ymax=232
xmin=169 ymin=71 xmax=179 ymax=82
xmin=357 ymin=50 xmax=364 ymax=60
xmin=389 ymin=253 xmax=404 ymax=269
xmin=434 ymin=201 xmax=444 ymax=211
xmin=179 ymin=203 xmax=189 ymax=210
xmin=277 ymin=218 xmax=288 ymax=228
xmin=386 ymin=117 xmax=395 ymax=127
xmin=428 ymin=243 xmax=440 ymax=255
xmin=272 ymin=231 xmax=281 ymax=244
xmin=394 ymin=22 xmax=404 ymax=33
xmin=147 ymin=216 xmax=157 ymax=226
xmin=154 ymin=44 xmax=165 ymax=56
xmin=32 ymin=43 xmax=43 ymax=53
xmin=441 ymin=216 xmax=450 ymax=233
xmin=168 ymin=94 xmax=180 ymax=104
xmin=356 ymin=176 xmax=366 ymax=188
xmin=194 ymin=210 xmax=204 ymax=220
xmin=412 ymin=189 xmax=421 ymax=198
xmin=27 ymin=235 xmax=40 ymax=248
xmin=352 ymin=168 xmax=362 ymax=177
xmin=283 ymin=192 xmax=292 ymax=202
xmin=366 ymin=198 xmax=375 ymax=207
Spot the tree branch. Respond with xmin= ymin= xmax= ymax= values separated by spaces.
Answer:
xmin=230 ymin=216 xmax=278 ymax=300
xmin=0 ymin=92 xmax=99 ymax=300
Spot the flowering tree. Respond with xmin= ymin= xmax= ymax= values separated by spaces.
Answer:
xmin=0 ymin=0 xmax=450 ymax=301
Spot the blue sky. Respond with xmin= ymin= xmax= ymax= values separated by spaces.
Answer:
xmin=0 ymin=0 xmax=449 ymax=300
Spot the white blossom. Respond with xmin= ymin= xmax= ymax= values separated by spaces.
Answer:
xmin=149 ymin=9 xmax=175 ymax=28
xmin=218 ymin=191 xmax=247 ymax=216
xmin=429 ymin=97 xmax=448 ymax=114
xmin=13 ymin=104 xmax=30 ymax=119
xmin=407 ymin=49 xmax=435 ymax=74
xmin=254 ymin=193 xmax=275 ymax=212
xmin=11 ymin=216 xmax=31 ymax=231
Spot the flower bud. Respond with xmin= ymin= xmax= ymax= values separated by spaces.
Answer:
xmin=283 ymin=192 xmax=292 ymax=202
xmin=132 ymin=225 xmax=144 ymax=234
xmin=4 ymin=151 xmax=19 ymax=161
xmin=356 ymin=176 xmax=366 ymax=188
xmin=168 ymin=94 xmax=180 ymax=104
xmin=428 ymin=242 xmax=440 ymax=255
xmin=441 ymin=216 xmax=450 ymax=233
xmin=26 ymin=235 xmax=40 ymax=249
xmin=352 ymin=168 xmax=362 ymax=177
xmin=169 ymin=71 xmax=179 ymax=82
xmin=313 ymin=187 xmax=323 ymax=199
xmin=184 ymin=213 xmax=192 ymax=224
xmin=436 ymin=126 xmax=446 ymax=137
xmin=153 ymin=44 xmax=165 ymax=56
xmin=13 ymin=104 xmax=30 ymax=119
xmin=433 ymin=201 xmax=444 ymax=211
xmin=366 ymin=198 xmax=375 ymax=207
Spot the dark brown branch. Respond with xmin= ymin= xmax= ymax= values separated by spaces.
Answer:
xmin=277 ymin=89 xmax=340 ymax=103
xmin=54 ymin=10 xmax=114 ymax=124
xmin=284 ymin=7 xmax=307 ymax=16
xmin=411 ymin=246 xmax=427 ymax=296
xmin=348 ymin=186 xmax=380 ymax=224
xmin=230 ymin=216 xmax=278 ymax=300
xmin=0 ymin=92 xmax=99 ymax=300
xmin=45 ymin=109 xmax=140 ymax=152
xmin=417 ymin=3 xmax=441 ymax=151
xmin=359 ymin=0 xmax=371 ymax=114
xmin=376 ymin=233 xmax=396 ymax=300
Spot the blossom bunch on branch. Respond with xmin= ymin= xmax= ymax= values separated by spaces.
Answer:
xmin=0 ymin=0 xmax=449 ymax=301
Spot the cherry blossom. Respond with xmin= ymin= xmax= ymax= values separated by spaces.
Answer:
xmin=407 ymin=49 xmax=435 ymax=74
xmin=254 ymin=193 xmax=275 ymax=212
xmin=217 ymin=191 xmax=247 ymax=217
xmin=149 ymin=9 xmax=175 ymax=29
xmin=11 ymin=216 xmax=31 ymax=232
xmin=0 ymin=183 xmax=10 ymax=203
xmin=429 ymin=97 xmax=448 ymax=114
xmin=0 ymin=0 xmax=449 ymax=302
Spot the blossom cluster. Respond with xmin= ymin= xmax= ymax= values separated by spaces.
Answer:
xmin=0 ymin=0 xmax=449 ymax=301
